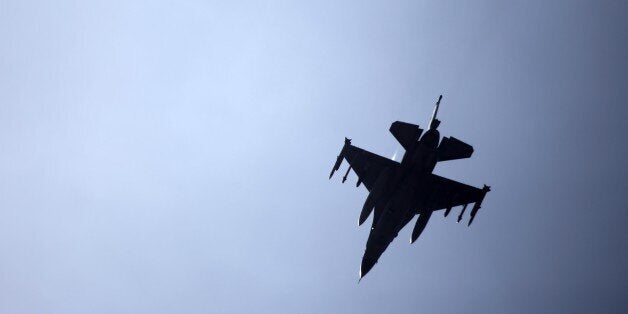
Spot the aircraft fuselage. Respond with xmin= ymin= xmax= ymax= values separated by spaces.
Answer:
xmin=360 ymin=129 xmax=441 ymax=277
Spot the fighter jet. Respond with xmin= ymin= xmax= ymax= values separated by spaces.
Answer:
xmin=329 ymin=95 xmax=491 ymax=279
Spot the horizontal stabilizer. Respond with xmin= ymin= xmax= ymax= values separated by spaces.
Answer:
xmin=438 ymin=136 xmax=473 ymax=162
xmin=389 ymin=121 xmax=423 ymax=151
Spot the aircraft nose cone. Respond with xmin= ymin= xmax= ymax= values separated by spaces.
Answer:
xmin=360 ymin=257 xmax=376 ymax=279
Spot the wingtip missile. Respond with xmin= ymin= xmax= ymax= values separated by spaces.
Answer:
xmin=468 ymin=185 xmax=491 ymax=226
xmin=330 ymin=138 xmax=352 ymax=179
xmin=329 ymin=155 xmax=343 ymax=179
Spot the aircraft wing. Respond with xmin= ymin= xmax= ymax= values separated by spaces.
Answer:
xmin=423 ymin=174 xmax=488 ymax=211
xmin=342 ymin=144 xmax=399 ymax=191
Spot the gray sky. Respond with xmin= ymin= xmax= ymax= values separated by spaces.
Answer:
xmin=1 ymin=1 xmax=627 ymax=313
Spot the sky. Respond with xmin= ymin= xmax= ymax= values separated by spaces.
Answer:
xmin=1 ymin=1 xmax=628 ymax=313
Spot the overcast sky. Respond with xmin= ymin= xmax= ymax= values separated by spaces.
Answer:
xmin=1 ymin=1 xmax=627 ymax=313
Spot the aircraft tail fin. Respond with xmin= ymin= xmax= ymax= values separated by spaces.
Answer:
xmin=429 ymin=95 xmax=442 ymax=130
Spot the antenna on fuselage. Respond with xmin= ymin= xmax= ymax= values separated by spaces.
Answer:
xmin=429 ymin=95 xmax=442 ymax=130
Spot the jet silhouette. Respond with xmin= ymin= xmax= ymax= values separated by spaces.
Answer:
xmin=329 ymin=95 xmax=491 ymax=279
